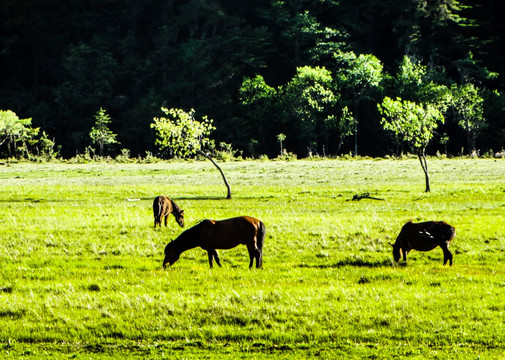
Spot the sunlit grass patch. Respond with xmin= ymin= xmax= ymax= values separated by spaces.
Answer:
xmin=0 ymin=158 xmax=504 ymax=358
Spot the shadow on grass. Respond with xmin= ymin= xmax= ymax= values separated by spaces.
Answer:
xmin=0 ymin=197 xmax=81 ymax=203
xmin=297 ymin=257 xmax=393 ymax=269
xmin=139 ymin=196 xmax=230 ymax=201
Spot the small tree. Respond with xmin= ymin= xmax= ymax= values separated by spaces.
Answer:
xmin=89 ymin=108 xmax=119 ymax=156
xmin=276 ymin=133 xmax=286 ymax=155
xmin=378 ymin=96 xmax=444 ymax=192
xmin=325 ymin=106 xmax=356 ymax=154
xmin=151 ymin=108 xmax=231 ymax=199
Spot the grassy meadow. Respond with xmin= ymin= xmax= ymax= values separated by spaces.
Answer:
xmin=0 ymin=158 xmax=504 ymax=359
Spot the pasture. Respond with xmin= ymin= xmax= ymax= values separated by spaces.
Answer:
xmin=0 ymin=158 xmax=504 ymax=359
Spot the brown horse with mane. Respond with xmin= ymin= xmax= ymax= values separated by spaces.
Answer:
xmin=391 ymin=220 xmax=456 ymax=265
xmin=162 ymin=216 xmax=265 ymax=269
xmin=153 ymin=196 xmax=184 ymax=228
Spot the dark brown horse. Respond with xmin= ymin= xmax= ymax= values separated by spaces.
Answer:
xmin=153 ymin=196 xmax=184 ymax=228
xmin=163 ymin=216 xmax=265 ymax=269
xmin=391 ymin=220 xmax=456 ymax=265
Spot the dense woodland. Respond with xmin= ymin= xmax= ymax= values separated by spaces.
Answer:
xmin=1 ymin=0 xmax=505 ymax=159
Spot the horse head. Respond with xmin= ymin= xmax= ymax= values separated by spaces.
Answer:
xmin=162 ymin=240 xmax=180 ymax=268
xmin=175 ymin=210 xmax=185 ymax=227
xmin=389 ymin=242 xmax=402 ymax=263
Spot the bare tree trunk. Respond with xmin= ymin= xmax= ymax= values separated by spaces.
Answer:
xmin=354 ymin=126 xmax=358 ymax=156
xmin=198 ymin=150 xmax=232 ymax=199
xmin=336 ymin=137 xmax=344 ymax=156
xmin=418 ymin=150 xmax=430 ymax=192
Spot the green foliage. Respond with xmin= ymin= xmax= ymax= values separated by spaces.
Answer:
xmin=325 ymin=105 xmax=357 ymax=154
xmin=239 ymin=75 xmax=276 ymax=106
xmin=270 ymin=0 xmax=345 ymax=65
xmin=151 ymin=108 xmax=215 ymax=159
xmin=391 ymin=0 xmax=473 ymax=62
xmin=276 ymin=133 xmax=286 ymax=155
xmin=391 ymin=56 xmax=450 ymax=107
xmin=378 ymin=96 xmax=445 ymax=191
xmin=332 ymin=51 xmax=384 ymax=154
xmin=89 ymin=108 xmax=119 ymax=156
xmin=450 ymin=83 xmax=485 ymax=154
xmin=34 ymin=131 xmax=59 ymax=160
xmin=378 ymin=97 xmax=444 ymax=152
xmin=239 ymin=75 xmax=277 ymax=154
xmin=334 ymin=52 xmax=383 ymax=91
xmin=2 ymin=0 xmax=505 ymax=159
xmin=0 ymin=110 xmax=37 ymax=158
xmin=279 ymin=66 xmax=337 ymax=153
xmin=454 ymin=52 xmax=499 ymax=84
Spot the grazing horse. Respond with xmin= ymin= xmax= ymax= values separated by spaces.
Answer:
xmin=162 ymin=216 xmax=265 ymax=269
xmin=391 ymin=220 xmax=456 ymax=265
xmin=153 ymin=196 xmax=184 ymax=228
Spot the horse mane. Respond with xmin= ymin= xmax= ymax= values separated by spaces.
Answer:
xmin=170 ymin=220 xmax=206 ymax=250
xmin=171 ymin=199 xmax=183 ymax=216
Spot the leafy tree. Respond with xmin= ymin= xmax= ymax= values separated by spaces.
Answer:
xmin=332 ymin=52 xmax=383 ymax=155
xmin=1 ymin=0 xmax=505 ymax=159
xmin=279 ymin=66 xmax=336 ymax=154
xmin=239 ymin=75 xmax=277 ymax=152
xmin=378 ymin=97 xmax=444 ymax=192
xmin=450 ymin=83 xmax=485 ymax=155
xmin=392 ymin=56 xmax=449 ymax=104
xmin=151 ymin=108 xmax=231 ymax=199
xmin=89 ymin=108 xmax=119 ymax=157
xmin=0 ymin=110 xmax=37 ymax=158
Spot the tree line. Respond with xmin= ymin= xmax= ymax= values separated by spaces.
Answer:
xmin=1 ymin=0 xmax=504 ymax=159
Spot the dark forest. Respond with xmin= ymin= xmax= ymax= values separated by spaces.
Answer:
xmin=1 ymin=0 xmax=504 ymax=158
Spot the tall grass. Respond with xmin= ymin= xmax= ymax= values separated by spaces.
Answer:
xmin=0 ymin=158 xmax=504 ymax=359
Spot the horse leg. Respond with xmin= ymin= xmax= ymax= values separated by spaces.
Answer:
xmin=247 ymin=246 xmax=255 ymax=268
xmin=247 ymin=245 xmax=262 ymax=269
xmin=402 ymin=249 xmax=409 ymax=262
xmin=213 ymin=250 xmax=222 ymax=267
xmin=164 ymin=214 xmax=168 ymax=227
xmin=256 ymin=249 xmax=263 ymax=269
xmin=207 ymin=251 xmax=214 ymax=268
xmin=441 ymin=243 xmax=453 ymax=266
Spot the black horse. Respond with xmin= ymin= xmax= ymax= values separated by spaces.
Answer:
xmin=163 ymin=216 xmax=265 ymax=269
xmin=391 ymin=220 xmax=456 ymax=265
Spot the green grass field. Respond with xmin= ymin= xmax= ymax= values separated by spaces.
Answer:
xmin=1 ymin=158 xmax=504 ymax=359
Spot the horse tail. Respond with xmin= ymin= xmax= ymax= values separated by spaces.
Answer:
xmin=257 ymin=221 xmax=266 ymax=251
xmin=157 ymin=197 xmax=164 ymax=217
xmin=153 ymin=196 xmax=160 ymax=226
